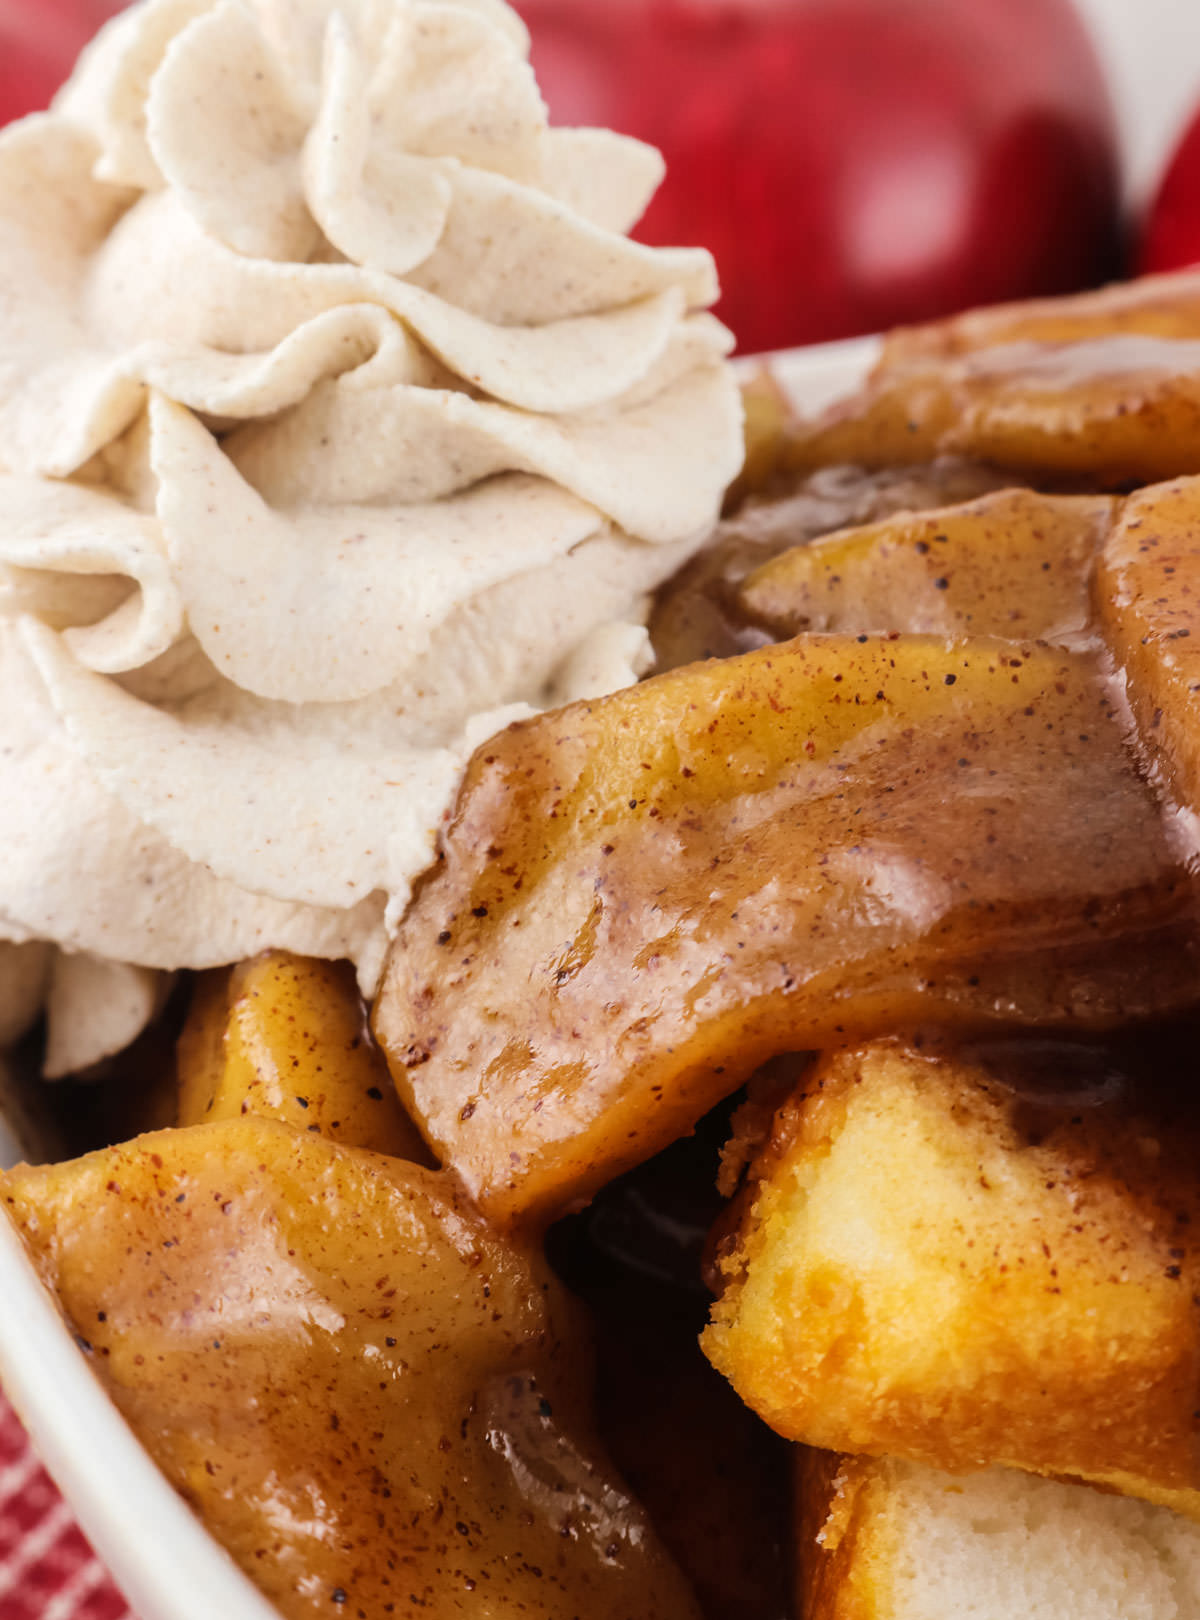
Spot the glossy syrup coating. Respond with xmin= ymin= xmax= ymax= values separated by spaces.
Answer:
xmin=704 ymin=1033 xmax=1200 ymax=1517
xmin=650 ymin=459 xmax=1017 ymax=674
xmin=882 ymin=269 xmax=1200 ymax=359
xmin=785 ymin=271 xmax=1200 ymax=486
xmin=1096 ymin=475 xmax=1200 ymax=821
xmin=740 ymin=488 xmax=1115 ymax=648
xmin=1 ymin=1120 xmax=700 ymax=1620
xmin=177 ymin=951 xmax=428 ymax=1161
xmin=374 ymin=634 xmax=1200 ymax=1230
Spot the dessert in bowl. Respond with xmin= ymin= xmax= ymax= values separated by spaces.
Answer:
xmin=10 ymin=3 xmax=1200 ymax=1619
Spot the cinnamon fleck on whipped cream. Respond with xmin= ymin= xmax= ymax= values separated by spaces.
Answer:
xmin=0 ymin=0 xmax=743 ymax=1075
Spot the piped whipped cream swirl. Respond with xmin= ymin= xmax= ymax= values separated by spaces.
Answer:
xmin=0 ymin=0 xmax=742 ymax=1075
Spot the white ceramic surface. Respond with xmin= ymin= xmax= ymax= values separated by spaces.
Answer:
xmin=0 ymin=335 xmax=878 ymax=1620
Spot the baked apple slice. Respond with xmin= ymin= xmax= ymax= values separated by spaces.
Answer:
xmin=740 ymin=488 xmax=1114 ymax=645
xmin=2 ymin=1121 xmax=700 ymax=1620
xmin=177 ymin=950 xmax=426 ymax=1160
xmin=650 ymin=459 xmax=1017 ymax=672
xmin=786 ymin=271 xmax=1200 ymax=485
xmin=884 ymin=269 xmax=1200 ymax=359
xmin=375 ymin=635 xmax=1200 ymax=1228
xmin=1096 ymin=475 xmax=1200 ymax=819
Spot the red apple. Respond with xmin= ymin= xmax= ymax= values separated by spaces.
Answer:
xmin=514 ymin=0 xmax=1122 ymax=353
xmin=1139 ymin=105 xmax=1200 ymax=274
xmin=0 ymin=1 xmax=125 ymax=126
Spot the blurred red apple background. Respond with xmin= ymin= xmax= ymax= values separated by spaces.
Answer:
xmin=514 ymin=0 xmax=1123 ymax=352
xmin=0 ymin=0 xmax=1139 ymax=353
xmin=0 ymin=0 xmax=125 ymax=120
xmin=1141 ymin=105 xmax=1200 ymax=276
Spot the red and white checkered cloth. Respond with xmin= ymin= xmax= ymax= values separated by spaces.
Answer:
xmin=0 ymin=1389 xmax=134 ymax=1620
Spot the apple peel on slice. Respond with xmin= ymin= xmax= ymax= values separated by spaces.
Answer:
xmin=740 ymin=488 xmax=1117 ymax=648
xmin=376 ymin=633 xmax=1200 ymax=1228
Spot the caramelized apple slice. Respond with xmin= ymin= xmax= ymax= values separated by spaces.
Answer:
xmin=375 ymin=635 xmax=1199 ymax=1229
xmin=884 ymin=268 xmax=1200 ymax=360
xmin=1 ymin=1121 xmax=700 ymax=1620
xmin=649 ymin=461 xmax=1016 ymax=673
xmin=741 ymin=489 xmax=1114 ymax=645
xmin=1095 ymin=475 xmax=1200 ymax=818
xmin=786 ymin=273 xmax=1200 ymax=485
xmin=705 ymin=1035 xmax=1200 ymax=1516
xmin=177 ymin=951 xmax=426 ymax=1160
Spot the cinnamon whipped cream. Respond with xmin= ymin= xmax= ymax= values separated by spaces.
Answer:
xmin=0 ymin=0 xmax=742 ymax=1075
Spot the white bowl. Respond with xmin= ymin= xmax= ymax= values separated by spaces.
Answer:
xmin=0 ymin=334 xmax=878 ymax=1620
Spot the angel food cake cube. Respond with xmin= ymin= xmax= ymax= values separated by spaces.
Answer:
xmin=703 ymin=1037 xmax=1200 ymax=1515
xmin=795 ymin=1449 xmax=1200 ymax=1620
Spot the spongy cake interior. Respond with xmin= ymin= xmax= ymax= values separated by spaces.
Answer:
xmin=805 ymin=1457 xmax=1200 ymax=1620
